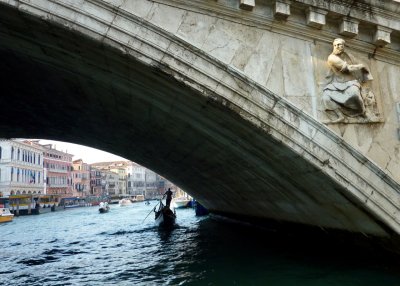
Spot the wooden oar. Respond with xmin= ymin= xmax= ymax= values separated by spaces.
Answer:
xmin=142 ymin=200 xmax=161 ymax=223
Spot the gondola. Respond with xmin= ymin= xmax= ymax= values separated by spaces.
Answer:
xmin=154 ymin=200 xmax=176 ymax=227
xmin=99 ymin=202 xmax=110 ymax=213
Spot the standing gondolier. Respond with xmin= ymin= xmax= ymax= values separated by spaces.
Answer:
xmin=163 ymin=188 xmax=173 ymax=208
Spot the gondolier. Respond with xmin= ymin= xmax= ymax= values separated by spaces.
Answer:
xmin=163 ymin=188 xmax=173 ymax=208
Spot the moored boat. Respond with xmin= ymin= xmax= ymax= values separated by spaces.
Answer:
xmin=36 ymin=194 xmax=61 ymax=214
xmin=154 ymin=200 xmax=176 ymax=228
xmin=0 ymin=208 xmax=14 ymax=223
xmin=60 ymin=197 xmax=88 ymax=209
xmin=171 ymin=196 xmax=192 ymax=209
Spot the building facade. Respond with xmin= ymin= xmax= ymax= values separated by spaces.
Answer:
xmin=90 ymin=167 xmax=103 ymax=197
xmin=126 ymin=162 xmax=146 ymax=196
xmin=109 ymin=164 xmax=128 ymax=196
xmin=41 ymin=144 xmax=73 ymax=197
xmin=72 ymin=159 xmax=91 ymax=198
xmin=0 ymin=140 xmax=45 ymax=197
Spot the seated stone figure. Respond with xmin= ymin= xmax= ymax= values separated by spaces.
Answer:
xmin=322 ymin=38 xmax=374 ymax=123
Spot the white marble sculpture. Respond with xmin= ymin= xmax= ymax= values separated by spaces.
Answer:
xmin=322 ymin=38 xmax=377 ymax=123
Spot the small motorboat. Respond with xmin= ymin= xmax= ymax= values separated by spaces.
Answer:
xmin=171 ymin=196 xmax=192 ymax=209
xmin=154 ymin=200 xmax=176 ymax=228
xmin=98 ymin=202 xmax=110 ymax=213
xmin=0 ymin=208 xmax=14 ymax=223
xmin=119 ymin=198 xmax=133 ymax=207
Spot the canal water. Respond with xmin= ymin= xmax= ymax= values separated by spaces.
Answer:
xmin=1 ymin=201 xmax=400 ymax=285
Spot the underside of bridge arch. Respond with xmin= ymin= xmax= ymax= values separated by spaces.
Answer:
xmin=1 ymin=3 xmax=400 ymax=248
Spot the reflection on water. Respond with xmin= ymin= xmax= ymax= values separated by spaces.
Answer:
xmin=1 ymin=202 xmax=399 ymax=285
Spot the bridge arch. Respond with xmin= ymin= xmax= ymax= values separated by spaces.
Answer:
xmin=1 ymin=1 xmax=400 ymax=244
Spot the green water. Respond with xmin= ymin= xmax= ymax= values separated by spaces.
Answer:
xmin=0 ymin=202 xmax=399 ymax=285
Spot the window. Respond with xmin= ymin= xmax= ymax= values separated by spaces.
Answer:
xmin=0 ymin=146 xmax=2 ymax=159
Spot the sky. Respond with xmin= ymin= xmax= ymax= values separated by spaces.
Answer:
xmin=37 ymin=139 xmax=127 ymax=164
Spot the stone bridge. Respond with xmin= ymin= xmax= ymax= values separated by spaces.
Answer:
xmin=1 ymin=0 xmax=400 ymax=249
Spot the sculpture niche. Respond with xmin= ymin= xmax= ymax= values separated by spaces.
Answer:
xmin=322 ymin=38 xmax=379 ymax=124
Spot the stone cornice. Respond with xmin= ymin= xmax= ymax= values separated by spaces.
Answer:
xmin=294 ymin=0 xmax=400 ymax=27
xmin=151 ymin=0 xmax=400 ymax=65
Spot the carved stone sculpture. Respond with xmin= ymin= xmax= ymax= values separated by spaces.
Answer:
xmin=322 ymin=38 xmax=377 ymax=124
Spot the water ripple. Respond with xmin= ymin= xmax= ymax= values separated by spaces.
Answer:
xmin=1 ymin=203 xmax=400 ymax=285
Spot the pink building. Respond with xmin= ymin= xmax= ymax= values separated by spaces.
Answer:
xmin=41 ymin=144 xmax=73 ymax=197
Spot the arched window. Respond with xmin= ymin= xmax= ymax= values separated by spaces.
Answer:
xmin=11 ymin=147 xmax=14 ymax=160
xmin=16 ymin=190 xmax=21 ymax=194
xmin=0 ymin=146 xmax=2 ymax=159
xmin=22 ymin=191 xmax=26 ymax=194
xmin=11 ymin=190 xmax=15 ymax=195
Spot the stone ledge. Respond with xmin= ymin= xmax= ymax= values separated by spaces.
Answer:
xmin=152 ymin=0 xmax=400 ymax=61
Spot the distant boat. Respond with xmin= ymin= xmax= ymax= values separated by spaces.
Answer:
xmin=98 ymin=202 xmax=110 ymax=213
xmin=154 ymin=200 xmax=176 ymax=228
xmin=0 ymin=208 xmax=14 ymax=223
xmin=171 ymin=196 xmax=192 ymax=209
xmin=119 ymin=198 xmax=133 ymax=207
xmin=60 ymin=197 xmax=87 ymax=209
xmin=132 ymin=195 xmax=145 ymax=202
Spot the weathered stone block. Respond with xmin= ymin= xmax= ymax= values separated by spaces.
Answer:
xmin=374 ymin=26 xmax=392 ymax=47
xmin=339 ymin=18 xmax=359 ymax=37
xmin=306 ymin=7 xmax=328 ymax=29
xmin=239 ymin=0 xmax=255 ymax=11
xmin=274 ymin=1 xmax=290 ymax=20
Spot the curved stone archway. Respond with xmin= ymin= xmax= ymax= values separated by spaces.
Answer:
xmin=1 ymin=1 xmax=400 ymax=246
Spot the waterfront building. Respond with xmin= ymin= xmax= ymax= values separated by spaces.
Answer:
xmin=90 ymin=160 xmax=180 ymax=199
xmin=102 ymin=169 xmax=119 ymax=198
xmin=109 ymin=165 xmax=127 ymax=196
xmin=91 ymin=161 xmax=129 ymax=196
xmin=126 ymin=162 xmax=146 ymax=196
xmin=143 ymin=169 xmax=164 ymax=198
xmin=72 ymin=159 xmax=90 ymax=198
xmin=41 ymin=144 xmax=73 ymax=197
xmin=0 ymin=139 xmax=45 ymax=197
xmin=90 ymin=167 xmax=102 ymax=197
